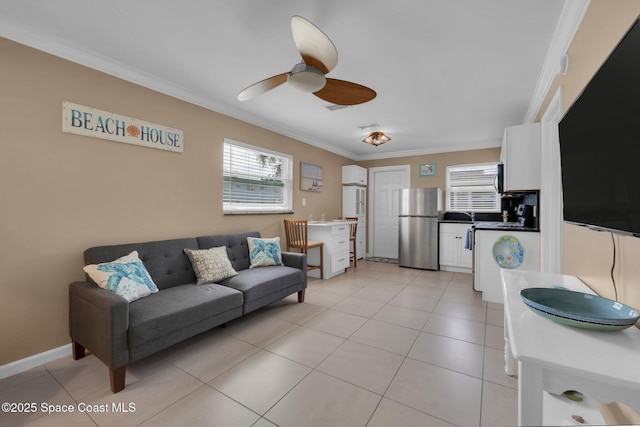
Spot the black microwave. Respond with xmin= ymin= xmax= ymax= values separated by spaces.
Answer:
xmin=495 ymin=163 xmax=504 ymax=194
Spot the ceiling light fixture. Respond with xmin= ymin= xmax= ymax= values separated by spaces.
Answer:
xmin=363 ymin=131 xmax=391 ymax=147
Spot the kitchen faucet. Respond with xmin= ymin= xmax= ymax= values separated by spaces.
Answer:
xmin=462 ymin=211 xmax=475 ymax=222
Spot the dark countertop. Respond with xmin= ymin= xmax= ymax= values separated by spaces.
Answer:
xmin=472 ymin=221 xmax=539 ymax=232
xmin=439 ymin=219 xmax=539 ymax=232
xmin=442 ymin=212 xmax=502 ymax=222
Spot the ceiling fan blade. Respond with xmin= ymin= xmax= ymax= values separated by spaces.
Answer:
xmin=237 ymin=73 xmax=288 ymax=101
xmin=291 ymin=15 xmax=338 ymax=74
xmin=313 ymin=78 xmax=377 ymax=106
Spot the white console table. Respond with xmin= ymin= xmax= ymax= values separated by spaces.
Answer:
xmin=307 ymin=221 xmax=350 ymax=279
xmin=501 ymin=269 xmax=640 ymax=426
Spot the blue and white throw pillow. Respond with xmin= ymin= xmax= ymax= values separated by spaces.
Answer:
xmin=83 ymin=251 xmax=159 ymax=302
xmin=247 ymin=237 xmax=283 ymax=268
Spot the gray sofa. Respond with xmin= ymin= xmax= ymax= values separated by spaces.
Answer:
xmin=69 ymin=231 xmax=307 ymax=393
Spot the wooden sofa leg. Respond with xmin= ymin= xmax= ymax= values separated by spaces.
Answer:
xmin=298 ymin=289 xmax=306 ymax=303
xmin=72 ymin=340 xmax=86 ymax=360
xmin=110 ymin=366 xmax=127 ymax=393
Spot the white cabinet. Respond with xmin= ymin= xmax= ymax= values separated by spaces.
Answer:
xmin=474 ymin=229 xmax=539 ymax=303
xmin=500 ymin=123 xmax=541 ymax=192
xmin=307 ymin=222 xmax=350 ymax=279
xmin=342 ymin=165 xmax=367 ymax=185
xmin=342 ymin=186 xmax=366 ymax=216
xmin=439 ymin=223 xmax=472 ymax=272
xmin=342 ymin=186 xmax=366 ymax=259
xmin=502 ymin=270 xmax=638 ymax=426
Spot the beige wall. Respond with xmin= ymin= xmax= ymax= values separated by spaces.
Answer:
xmin=11 ymin=1 xmax=634 ymax=366
xmin=536 ymin=0 xmax=640 ymax=311
xmin=0 ymin=37 xmax=352 ymax=365
xmin=359 ymin=148 xmax=500 ymax=198
xmin=0 ymin=36 xmax=502 ymax=366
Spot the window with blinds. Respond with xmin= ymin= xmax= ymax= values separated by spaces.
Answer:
xmin=223 ymin=139 xmax=293 ymax=214
xmin=446 ymin=163 xmax=500 ymax=212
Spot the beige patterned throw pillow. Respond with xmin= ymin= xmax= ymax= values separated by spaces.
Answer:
xmin=184 ymin=247 xmax=238 ymax=285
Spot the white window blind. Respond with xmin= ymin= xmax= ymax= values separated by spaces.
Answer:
xmin=446 ymin=163 xmax=500 ymax=212
xmin=223 ymin=139 xmax=293 ymax=214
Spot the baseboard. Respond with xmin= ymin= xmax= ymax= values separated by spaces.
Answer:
xmin=0 ymin=344 xmax=71 ymax=380
xmin=439 ymin=266 xmax=472 ymax=274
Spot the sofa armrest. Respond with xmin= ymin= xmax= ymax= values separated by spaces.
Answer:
xmin=282 ymin=251 xmax=307 ymax=290
xmin=281 ymin=251 xmax=306 ymax=271
xmin=69 ymin=281 xmax=130 ymax=369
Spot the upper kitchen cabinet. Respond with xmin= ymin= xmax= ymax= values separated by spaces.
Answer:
xmin=342 ymin=165 xmax=367 ymax=186
xmin=500 ymin=123 xmax=540 ymax=192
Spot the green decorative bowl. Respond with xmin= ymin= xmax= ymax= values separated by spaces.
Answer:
xmin=520 ymin=288 xmax=640 ymax=331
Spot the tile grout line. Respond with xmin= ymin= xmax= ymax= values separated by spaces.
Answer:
xmin=4 ymin=264 xmax=513 ymax=427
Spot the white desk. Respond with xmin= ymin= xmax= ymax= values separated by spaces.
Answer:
xmin=501 ymin=269 xmax=640 ymax=426
xmin=307 ymin=221 xmax=350 ymax=279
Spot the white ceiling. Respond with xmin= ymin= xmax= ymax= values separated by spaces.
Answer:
xmin=0 ymin=0 xmax=571 ymax=160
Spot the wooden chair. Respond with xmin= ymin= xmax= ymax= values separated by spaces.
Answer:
xmin=345 ymin=217 xmax=358 ymax=268
xmin=283 ymin=219 xmax=323 ymax=279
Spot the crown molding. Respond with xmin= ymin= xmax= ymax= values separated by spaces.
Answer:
xmin=0 ymin=19 xmax=359 ymax=160
xmin=353 ymin=138 xmax=502 ymax=161
xmin=2 ymin=3 xmax=583 ymax=161
xmin=523 ymin=0 xmax=590 ymax=124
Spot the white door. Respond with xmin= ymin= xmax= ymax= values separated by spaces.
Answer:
xmin=369 ymin=166 xmax=410 ymax=259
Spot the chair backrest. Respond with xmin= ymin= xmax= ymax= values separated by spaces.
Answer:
xmin=283 ymin=219 xmax=309 ymax=249
xmin=345 ymin=217 xmax=358 ymax=238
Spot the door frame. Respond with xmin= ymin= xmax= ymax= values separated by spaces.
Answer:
xmin=540 ymin=86 xmax=564 ymax=273
xmin=368 ymin=165 xmax=411 ymax=258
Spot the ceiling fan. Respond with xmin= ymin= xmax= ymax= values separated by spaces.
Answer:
xmin=237 ymin=15 xmax=376 ymax=106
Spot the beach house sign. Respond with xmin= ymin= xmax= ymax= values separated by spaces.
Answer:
xmin=62 ymin=102 xmax=183 ymax=153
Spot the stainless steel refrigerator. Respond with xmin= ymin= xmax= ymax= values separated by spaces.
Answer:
xmin=398 ymin=188 xmax=442 ymax=269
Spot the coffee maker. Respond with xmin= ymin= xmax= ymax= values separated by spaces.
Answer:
xmin=516 ymin=203 xmax=536 ymax=227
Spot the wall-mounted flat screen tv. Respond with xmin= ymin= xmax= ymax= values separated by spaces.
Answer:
xmin=559 ymin=17 xmax=640 ymax=237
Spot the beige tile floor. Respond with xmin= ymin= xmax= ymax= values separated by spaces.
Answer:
xmin=0 ymin=261 xmax=518 ymax=427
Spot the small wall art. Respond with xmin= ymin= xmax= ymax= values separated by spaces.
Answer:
xmin=301 ymin=162 xmax=323 ymax=192
xmin=419 ymin=162 xmax=437 ymax=177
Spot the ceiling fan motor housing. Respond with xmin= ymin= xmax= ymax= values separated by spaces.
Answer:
xmin=287 ymin=63 xmax=326 ymax=92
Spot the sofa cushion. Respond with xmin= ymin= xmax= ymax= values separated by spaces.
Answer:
xmin=184 ymin=247 xmax=238 ymax=285
xmin=220 ymin=265 xmax=303 ymax=304
xmin=83 ymin=251 xmax=159 ymax=302
xmin=247 ymin=237 xmax=283 ymax=268
xmin=127 ymin=283 xmax=243 ymax=347
xmin=85 ymin=238 xmax=199 ymax=290
xmin=197 ymin=231 xmax=260 ymax=271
